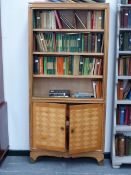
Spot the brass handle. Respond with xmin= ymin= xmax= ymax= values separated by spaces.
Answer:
xmin=60 ymin=127 xmax=64 ymax=131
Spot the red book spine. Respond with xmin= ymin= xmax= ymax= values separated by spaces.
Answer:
xmin=128 ymin=0 xmax=131 ymax=4
xmin=57 ymin=57 xmax=64 ymax=75
xmin=123 ymin=9 xmax=128 ymax=28
xmin=129 ymin=59 xmax=131 ymax=75
xmin=54 ymin=10 xmax=62 ymax=29
xmin=120 ymin=9 xmax=124 ymax=28
xmin=91 ymin=11 xmax=94 ymax=29
xmin=39 ymin=56 xmax=44 ymax=74
xmin=129 ymin=106 xmax=131 ymax=125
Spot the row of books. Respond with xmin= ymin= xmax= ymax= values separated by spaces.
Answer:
xmin=117 ymin=80 xmax=131 ymax=100
xmin=119 ymin=32 xmax=131 ymax=51
xmin=33 ymin=10 xmax=104 ymax=29
xmin=115 ymin=134 xmax=131 ymax=156
xmin=121 ymin=0 xmax=131 ymax=4
xmin=117 ymin=105 xmax=131 ymax=125
xmin=120 ymin=8 xmax=131 ymax=28
xmin=34 ymin=33 xmax=103 ymax=53
xmin=33 ymin=55 xmax=103 ymax=76
xmin=118 ymin=57 xmax=131 ymax=76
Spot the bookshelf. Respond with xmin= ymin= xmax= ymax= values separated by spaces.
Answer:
xmin=112 ymin=0 xmax=131 ymax=168
xmin=29 ymin=2 xmax=109 ymax=164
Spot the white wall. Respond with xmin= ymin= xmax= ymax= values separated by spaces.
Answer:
xmin=1 ymin=0 xmax=117 ymax=151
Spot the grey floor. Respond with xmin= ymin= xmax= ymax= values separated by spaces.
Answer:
xmin=0 ymin=156 xmax=131 ymax=175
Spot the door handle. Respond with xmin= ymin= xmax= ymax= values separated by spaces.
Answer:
xmin=71 ymin=129 xmax=75 ymax=133
xmin=60 ymin=127 xmax=64 ymax=131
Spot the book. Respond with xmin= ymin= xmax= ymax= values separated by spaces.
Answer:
xmin=57 ymin=57 xmax=64 ymax=75
xmin=73 ymin=55 xmax=80 ymax=75
xmin=120 ymin=106 xmax=125 ymax=125
xmin=33 ymin=56 xmax=39 ymax=74
xmin=60 ymin=13 xmax=75 ymax=29
xmin=39 ymin=56 xmax=44 ymax=74
xmin=75 ymin=12 xmax=86 ymax=29
xmin=54 ymin=10 xmax=62 ymax=29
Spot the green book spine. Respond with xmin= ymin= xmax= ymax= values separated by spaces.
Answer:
xmin=33 ymin=11 xmax=36 ymax=28
xmin=81 ymin=33 xmax=84 ymax=52
xmin=56 ymin=34 xmax=58 ymax=52
xmin=60 ymin=34 xmax=62 ymax=52
xmin=53 ymin=56 xmax=56 ymax=74
xmin=44 ymin=56 xmax=47 ymax=75
xmin=87 ymin=33 xmax=91 ymax=52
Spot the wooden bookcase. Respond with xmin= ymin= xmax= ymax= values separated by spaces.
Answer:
xmin=112 ymin=0 xmax=131 ymax=168
xmin=28 ymin=2 xmax=109 ymax=164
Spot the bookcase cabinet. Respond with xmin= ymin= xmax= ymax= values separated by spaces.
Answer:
xmin=29 ymin=2 xmax=109 ymax=164
xmin=112 ymin=0 xmax=131 ymax=168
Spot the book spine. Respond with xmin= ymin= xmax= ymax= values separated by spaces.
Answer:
xmin=54 ymin=10 xmax=62 ymax=29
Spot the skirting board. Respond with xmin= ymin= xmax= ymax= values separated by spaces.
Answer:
xmin=8 ymin=151 xmax=110 ymax=159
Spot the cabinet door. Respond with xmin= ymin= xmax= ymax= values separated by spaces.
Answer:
xmin=69 ymin=104 xmax=104 ymax=154
xmin=32 ymin=102 xmax=66 ymax=152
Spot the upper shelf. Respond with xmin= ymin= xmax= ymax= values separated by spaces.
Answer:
xmin=117 ymin=76 xmax=131 ymax=80
xmin=29 ymin=3 xmax=109 ymax=10
xmin=33 ymin=75 xmax=103 ymax=79
xmin=33 ymin=29 xmax=104 ymax=33
xmin=116 ymin=100 xmax=131 ymax=105
xmin=119 ymin=28 xmax=131 ymax=31
xmin=33 ymin=52 xmax=104 ymax=56
xmin=119 ymin=51 xmax=131 ymax=55
xmin=32 ymin=96 xmax=105 ymax=104
xmin=119 ymin=4 xmax=131 ymax=7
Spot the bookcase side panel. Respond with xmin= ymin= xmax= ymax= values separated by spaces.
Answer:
xmin=29 ymin=6 xmax=34 ymax=149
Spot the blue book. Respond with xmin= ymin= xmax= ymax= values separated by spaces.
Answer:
xmin=128 ymin=10 xmax=131 ymax=28
xmin=127 ymin=90 xmax=131 ymax=100
xmin=33 ymin=56 xmax=39 ymax=74
xmin=120 ymin=106 xmax=125 ymax=125
xmin=128 ymin=32 xmax=131 ymax=51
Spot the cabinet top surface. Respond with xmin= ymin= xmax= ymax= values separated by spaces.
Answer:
xmin=29 ymin=2 xmax=109 ymax=9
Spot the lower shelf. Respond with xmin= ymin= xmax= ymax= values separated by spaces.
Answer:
xmin=32 ymin=97 xmax=104 ymax=104
xmin=112 ymin=156 xmax=131 ymax=168
xmin=114 ymin=156 xmax=131 ymax=163
xmin=115 ymin=125 xmax=131 ymax=132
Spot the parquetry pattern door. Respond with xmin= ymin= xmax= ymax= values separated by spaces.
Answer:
xmin=32 ymin=102 xmax=66 ymax=152
xmin=69 ymin=104 xmax=103 ymax=154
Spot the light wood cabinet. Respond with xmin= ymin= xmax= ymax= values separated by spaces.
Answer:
xmin=29 ymin=2 xmax=109 ymax=164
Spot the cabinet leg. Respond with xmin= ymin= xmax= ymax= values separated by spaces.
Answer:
xmin=30 ymin=151 xmax=38 ymax=163
xmin=95 ymin=153 xmax=104 ymax=165
xmin=98 ymin=160 xmax=104 ymax=166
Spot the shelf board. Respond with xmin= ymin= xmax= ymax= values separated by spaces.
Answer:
xmin=119 ymin=4 xmax=131 ymax=7
xmin=119 ymin=51 xmax=131 ymax=55
xmin=119 ymin=28 xmax=131 ymax=31
xmin=116 ymin=100 xmax=131 ymax=105
xmin=33 ymin=75 xmax=103 ymax=79
xmin=117 ymin=76 xmax=131 ymax=80
xmin=115 ymin=125 xmax=131 ymax=132
xmin=33 ymin=29 xmax=104 ymax=33
xmin=32 ymin=97 xmax=104 ymax=104
xmin=114 ymin=156 xmax=131 ymax=164
xmin=33 ymin=52 xmax=104 ymax=56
